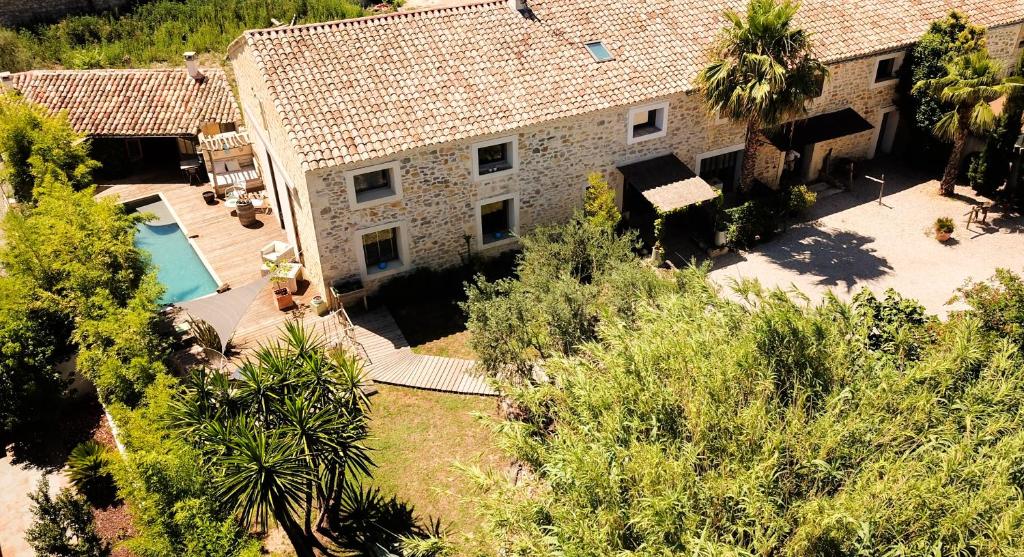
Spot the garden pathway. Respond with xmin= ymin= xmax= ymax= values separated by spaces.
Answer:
xmin=350 ymin=308 xmax=495 ymax=396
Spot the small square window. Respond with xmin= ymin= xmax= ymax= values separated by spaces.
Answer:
xmin=585 ymin=41 xmax=613 ymax=62
xmin=627 ymin=102 xmax=668 ymax=144
xmin=480 ymin=199 xmax=512 ymax=244
xmin=353 ymin=168 xmax=391 ymax=195
xmin=346 ymin=161 xmax=402 ymax=208
xmin=478 ymin=142 xmax=513 ymax=175
xmin=872 ymin=55 xmax=902 ymax=85
xmin=472 ymin=137 xmax=517 ymax=179
xmin=362 ymin=227 xmax=401 ymax=272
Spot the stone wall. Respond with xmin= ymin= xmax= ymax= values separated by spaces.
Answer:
xmin=988 ymin=23 xmax=1024 ymax=70
xmin=229 ymin=38 xmax=328 ymax=291
xmin=297 ymin=52 xmax=902 ymax=294
xmin=0 ymin=0 xmax=132 ymax=27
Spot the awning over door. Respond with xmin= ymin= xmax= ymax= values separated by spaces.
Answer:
xmin=767 ymin=107 xmax=874 ymax=150
xmin=617 ymin=155 xmax=720 ymax=213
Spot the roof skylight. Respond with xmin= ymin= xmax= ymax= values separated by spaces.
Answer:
xmin=585 ymin=41 xmax=613 ymax=62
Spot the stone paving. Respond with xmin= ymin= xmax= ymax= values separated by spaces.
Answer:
xmin=708 ymin=161 xmax=1024 ymax=317
xmin=0 ymin=454 xmax=69 ymax=557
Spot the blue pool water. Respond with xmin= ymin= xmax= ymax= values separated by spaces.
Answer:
xmin=129 ymin=197 xmax=218 ymax=304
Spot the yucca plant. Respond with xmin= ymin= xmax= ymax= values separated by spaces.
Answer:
xmin=66 ymin=440 xmax=116 ymax=505
xmin=171 ymin=322 xmax=371 ymax=557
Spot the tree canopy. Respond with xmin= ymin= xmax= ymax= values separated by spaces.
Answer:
xmin=913 ymin=51 xmax=1023 ymax=194
xmin=0 ymin=93 xmax=97 ymax=202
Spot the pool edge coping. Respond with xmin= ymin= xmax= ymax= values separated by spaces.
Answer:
xmin=120 ymin=192 xmax=226 ymax=300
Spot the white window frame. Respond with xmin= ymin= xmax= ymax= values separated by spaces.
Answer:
xmin=475 ymin=193 xmax=519 ymax=250
xmin=626 ymin=101 xmax=669 ymax=144
xmin=870 ymin=52 xmax=904 ymax=88
xmin=471 ymin=136 xmax=519 ymax=180
xmin=344 ymin=161 xmax=403 ymax=210
xmin=354 ymin=220 xmax=411 ymax=280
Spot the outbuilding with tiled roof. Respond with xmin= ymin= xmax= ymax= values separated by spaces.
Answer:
xmin=1 ymin=56 xmax=241 ymax=180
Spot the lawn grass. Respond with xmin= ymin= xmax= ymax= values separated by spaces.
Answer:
xmin=364 ymin=385 xmax=502 ymax=537
xmin=410 ymin=330 xmax=476 ymax=359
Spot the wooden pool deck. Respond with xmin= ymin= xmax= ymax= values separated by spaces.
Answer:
xmin=98 ymin=179 xmax=493 ymax=396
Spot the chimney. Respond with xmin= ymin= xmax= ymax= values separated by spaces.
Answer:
xmin=508 ymin=0 xmax=526 ymax=11
xmin=184 ymin=52 xmax=205 ymax=82
xmin=0 ymin=72 xmax=12 ymax=91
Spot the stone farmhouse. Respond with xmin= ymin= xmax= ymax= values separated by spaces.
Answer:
xmin=227 ymin=0 xmax=1024 ymax=298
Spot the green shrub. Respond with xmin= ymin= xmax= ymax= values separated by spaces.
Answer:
xmin=955 ymin=269 xmax=1024 ymax=348
xmin=725 ymin=197 xmax=778 ymax=247
xmin=26 ymin=479 xmax=110 ymax=557
xmin=67 ymin=440 xmax=115 ymax=501
xmin=187 ymin=317 xmax=221 ymax=352
xmin=0 ymin=28 xmax=35 ymax=72
xmin=786 ymin=184 xmax=817 ymax=216
xmin=852 ymin=288 xmax=935 ymax=365
xmin=0 ymin=94 xmax=98 ymax=202
xmin=471 ymin=268 xmax=1024 ymax=555
xmin=935 ymin=216 xmax=955 ymax=233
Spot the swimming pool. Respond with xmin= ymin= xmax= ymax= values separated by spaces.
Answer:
xmin=127 ymin=196 xmax=219 ymax=304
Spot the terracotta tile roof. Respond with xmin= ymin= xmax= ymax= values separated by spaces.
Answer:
xmin=235 ymin=0 xmax=1024 ymax=170
xmin=10 ymin=68 xmax=240 ymax=138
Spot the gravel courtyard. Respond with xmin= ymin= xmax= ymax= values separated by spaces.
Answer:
xmin=708 ymin=161 xmax=1024 ymax=316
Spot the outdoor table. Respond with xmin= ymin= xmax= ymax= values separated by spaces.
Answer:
xmin=180 ymin=157 xmax=202 ymax=185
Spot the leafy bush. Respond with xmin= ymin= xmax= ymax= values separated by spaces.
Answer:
xmin=852 ymin=288 xmax=935 ymax=365
xmin=0 ymin=28 xmax=35 ymax=72
xmin=584 ymin=172 xmax=620 ymax=231
xmin=786 ymin=184 xmax=817 ymax=216
xmin=464 ymin=214 xmax=647 ymax=384
xmin=67 ymin=440 xmax=116 ymax=502
xmin=955 ymin=268 xmax=1024 ymax=348
xmin=108 ymin=374 xmax=260 ymax=557
xmin=935 ymin=216 xmax=955 ymax=233
xmin=0 ymin=94 xmax=98 ymax=202
xmin=725 ymin=196 xmax=779 ymax=247
xmin=26 ymin=478 xmax=110 ymax=557
xmin=187 ymin=317 xmax=222 ymax=353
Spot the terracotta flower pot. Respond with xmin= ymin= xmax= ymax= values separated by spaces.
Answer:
xmin=274 ymin=287 xmax=294 ymax=310
xmin=936 ymin=230 xmax=951 ymax=242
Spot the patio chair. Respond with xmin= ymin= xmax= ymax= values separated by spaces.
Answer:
xmin=260 ymin=240 xmax=295 ymax=265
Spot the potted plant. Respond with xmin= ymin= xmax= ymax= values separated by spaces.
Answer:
xmin=935 ymin=217 xmax=955 ymax=242
xmin=266 ymin=260 xmax=295 ymax=310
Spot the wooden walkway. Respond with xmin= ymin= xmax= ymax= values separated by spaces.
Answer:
xmin=351 ymin=308 xmax=495 ymax=396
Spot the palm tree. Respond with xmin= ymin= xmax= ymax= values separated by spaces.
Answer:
xmin=172 ymin=321 xmax=372 ymax=557
xmin=913 ymin=51 xmax=1024 ymax=195
xmin=698 ymin=0 xmax=828 ymax=194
